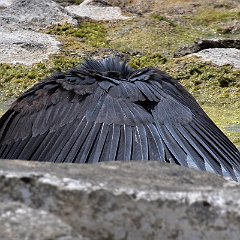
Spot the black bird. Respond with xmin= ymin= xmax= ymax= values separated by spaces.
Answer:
xmin=0 ymin=58 xmax=239 ymax=180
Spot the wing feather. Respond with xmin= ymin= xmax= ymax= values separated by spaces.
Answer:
xmin=0 ymin=58 xmax=239 ymax=181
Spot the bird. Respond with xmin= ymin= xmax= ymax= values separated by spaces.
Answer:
xmin=0 ymin=57 xmax=239 ymax=180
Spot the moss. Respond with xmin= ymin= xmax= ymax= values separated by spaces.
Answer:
xmin=107 ymin=17 xmax=209 ymax=57
xmin=130 ymin=53 xmax=167 ymax=68
xmin=190 ymin=8 xmax=240 ymax=25
xmin=48 ymin=22 xmax=108 ymax=48
xmin=52 ymin=55 xmax=82 ymax=71
xmin=151 ymin=13 xmax=177 ymax=27
xmin=0 ymin=63 xmax=51 ymax=100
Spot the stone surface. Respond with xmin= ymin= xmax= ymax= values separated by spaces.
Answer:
xmin=0 ymin=0 xmax=12 ymax=8
xmin=174 ymin=39 xmax=240 ymax=57
xmin=191 ymin=48 xmax=240 ymax=69
xmin=0 ymin=202 xmax=84 ymax=240
xmin=174 ymin=39 xmax=240 ymax=69
xmin=65 ymin=0 xmax=132 ymax=21
xmin=0 ymin=27 xmax=60 ymax=65
xmin=0 ymin=0 xmax=76 ymax=30
xmin=1 ymin=160 xmax=240 ymax=240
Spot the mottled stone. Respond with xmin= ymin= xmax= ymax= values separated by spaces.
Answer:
xmin=0 ymin=27 xmax=60 ymax=65
xmin=0 ymin=201 xmax=85 ymax=240
xmin=191 ymin=48 xmax=240 ymax=69
xmin=0 ymin=0 xmax=76 ymax=30
xmin=65 ymin=0 xmax=132 ymax=21
xmin=0 ymin=160 xmax=240 ymax=239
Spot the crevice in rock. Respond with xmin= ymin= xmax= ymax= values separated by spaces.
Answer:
xmin=174 ymin=39 xmax=240 ymax=57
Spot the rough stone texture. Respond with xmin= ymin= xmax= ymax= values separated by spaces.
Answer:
xmin=0 ymin=0 xmax=12 ymax=8
xmin=174 ymin=39 xmax=240 ymax=57
xmin=191 ymin=48 xmax=240 ymax=69
xmin=1 ymin=160 xmax=240 ymax=240
xmin=0 ymin=0 xmax=76 ymax=30
xmin=65 ymin=0 xmax=133 ymax=21
xmin=0 ymin=27 xmax=60 ymax=65
xmin=0 ymin=202 xmax=84 ymax=240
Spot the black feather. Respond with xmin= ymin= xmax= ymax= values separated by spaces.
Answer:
xmin=0 ymin=57 xmax=239 ymax=181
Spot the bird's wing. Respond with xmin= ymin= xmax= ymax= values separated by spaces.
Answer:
xmin=0 ymin=66 xmax=239 ymax=181
xmin=0 ymin=69 xmax=156 ymax=164
xmin=139 ymin=69 xmax=240 ymax=180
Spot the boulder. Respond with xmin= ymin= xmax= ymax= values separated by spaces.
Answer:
xmin=0 ymin=202 xmax=85 ymax=240
xmin=0 ymin=0 xmax=76 ymax=30
xmin=0 ymin=27 xmax=60 ymax=65
xmin=174 ymin=39 xmax=240 ymax=69
xmin=0 ymin=160 xmax=240 ymax=240
xmin=192 ymin=48 xmax=240 ymax=69
xmin=65 ymin=0 xmax=133 ymax=21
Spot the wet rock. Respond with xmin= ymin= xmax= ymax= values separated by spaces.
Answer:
xmin=0 ymin=27 xmax=60 ymax=65
xmin=0 ymin=0 xmax=76 ymax=30
xmin=65 ymin=0 xmax=132 ymax=21
xmin=1 ymin=160 xmax=240 ymax=240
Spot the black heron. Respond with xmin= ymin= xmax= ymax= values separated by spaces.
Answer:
xmin=0 ymin=58 xmax=239 ymax=180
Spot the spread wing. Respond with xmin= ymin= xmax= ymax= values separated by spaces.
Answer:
xmin=0 ymin=58 xmax=239 ymax=181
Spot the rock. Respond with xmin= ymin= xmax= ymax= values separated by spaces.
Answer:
xmin=174 ymin=39 xmax=240 ymax=57
xmin=65 ymin=0 xmax=132 ymax=21
xmin=55 ymin=0 xmax=85 ymax=7
xmin=191 ymin=48 xmax=240 ymax=69
xmin=174 ymin=39 xmax=240 ymax=69
xmin=217 ymin=22 xmax=240 ymax=34
xmin=0 ymin=0 xmax=12 ymax=8
xmin=0 ymin=0 xmax=77 ymax=30
xmin=1 ymin=160 xmax=240 ymax=240
xmin=0 ymin=27 xmax=60 ymax=65
xmin=0 ymin=202 xmax=84 ymax=240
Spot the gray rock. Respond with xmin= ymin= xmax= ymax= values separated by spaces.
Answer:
xmin=0 ymin=0 xmax=76 ymax=30
xmin=191 ymin=48 xmax=240 ymax=69
xmin=65 ymin=0 xmax=132 ymax=21
xmin=1 ymin=160 xmax=240 ymax=240
xmin=0 ymin=27 xmax=60 ymax=65
xmin=174 ymin=39 xmax=240 ymax=57
xmin=0 ymin=201 xmax=84 ymax=240
xmin=0 ymin=0 xmax=12 ymax=8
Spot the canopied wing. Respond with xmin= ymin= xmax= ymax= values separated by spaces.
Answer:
xmin=0 ymin=58 xmax=239 ymax=181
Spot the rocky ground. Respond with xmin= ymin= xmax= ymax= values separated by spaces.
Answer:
xmin=1 ymin=160 xmax=240 ymax=240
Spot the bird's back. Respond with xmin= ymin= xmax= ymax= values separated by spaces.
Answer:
xmin=0 ymin=58 xmax=239 ymax=181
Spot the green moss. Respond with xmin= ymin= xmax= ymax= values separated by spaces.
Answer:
xmin=52 ymin=55 xmax=82 ymax=71
xmin=0 ymin=56 xmax=83 ymax=100
xmin=190 ymin=9 xmax=240 ymax=25
xmin=130 ymin=53 xmax=167 ymax=68
xmin=151 ymin=13 xmax=177 ymax=27
xmin=0 ymin=63 xmax=51 ymax=100
xmin=48 ymin=22 xmax=108 ymax=47
xmin=107 ymin=17 xmax=209 ymax=56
